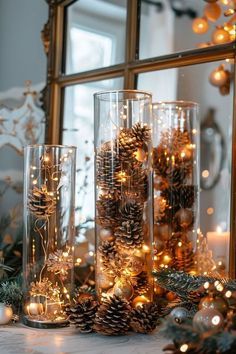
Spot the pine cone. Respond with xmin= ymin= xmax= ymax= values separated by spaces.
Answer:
xmin=119 ymin=201 xmax=143 ymax=223
xmin=93 ymin=295 xmax=131 ymax=335
xmin=115 ymin=220 xmax=144 ymax=249
xmin=28 ymin=186 xmax=56 ymax=218
xmin=98 ymin=240 xmax=117 ymax=267
xmin=179 ymin=185 xmax=196 ymax=209
xmin=131 ymin=123 xmax=150 ymax=146
xmin=153 ymin=146 xmax=170 ymax=177
xmin=130 ymin=303 xmax=159 ymax=334
xmin=133 ymin=272 xmax=150 ymax=295
xmin=96 ymin=194 xmax=119 ymax=228
xmin=174 ymin=242 xmax=195 ymax=273
xmin=96 ymin=142 xmax=121 ymax=194
xmin=124 ymin=166 xmax=148 ymax=202
xmin=66 ymin=299 xmax=98 ymax=333
xmin=165 ymin=167 xmax=191 ymax=187
xmin=118 ymin=129 xmax=138 ymax=161
xmin=161 ymin=186 xmax=180 ymax=209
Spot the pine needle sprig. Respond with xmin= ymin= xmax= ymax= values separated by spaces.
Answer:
xmin=153 ymin=269 xmax=236 ymax=300
xmin=0 ymin=276 xmax=23 ymax=307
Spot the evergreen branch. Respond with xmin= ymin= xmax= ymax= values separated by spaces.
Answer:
xmin=0 ymin=276 xmax=23 ymax=308
xmin=153 ymin=269 xmax=236 ymax=300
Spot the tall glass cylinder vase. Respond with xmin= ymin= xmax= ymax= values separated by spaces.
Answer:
xmin=94 ymin=90 xmax=153 ymax=307
xmin=152 ymin=102 xmax=201 ymax=279
xmin=23 ymin=145 xmax=76 ymax=328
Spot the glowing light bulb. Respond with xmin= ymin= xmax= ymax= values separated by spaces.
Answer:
xmin=180 ymin=344 xmax=189 ymax=353
xmin=212 ymin=315 xmax=221 ymax=325
xmin=192 ymin=17 xmax=209 ymax=34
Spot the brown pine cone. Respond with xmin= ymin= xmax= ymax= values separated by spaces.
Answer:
xmin=179 ymin=185 xmax=196 ymax=209
xmin=96 ymin=194 xmax=119 ymax=228
xmin=115 ymin=220 xmax=144 ymax=249
xmin=66 ymin=299 xmax=98 ymax=333
xmin=98 ymin=240 xmax=117 ymax=267
xmin=161 ymin=186 xmax=180 ymax=209
xmin=119 ymin=201 xmax=143 ymax=223
xmin=28 ymin=185 xmax=56 ymax=218
xmin=130 ymin=303 xmax=159 ymax=334
xmin=174 ymin=242 xmax=195 ymax=273
xmin=131 ymin=123 xmax=150 ymax=146
xmin=117 ymin=129 xmax=138 ymax=161
xmin=93 ymin=295 xmax=131 ymax=336
xmin=96 ymin=142 xmax=121 ymax=194
xmin=133 ymin=272 xmax=150 ymax=295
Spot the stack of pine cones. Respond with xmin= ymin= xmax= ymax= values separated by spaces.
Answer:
xmin=66 ymin=295 xmax=159 ymax=335
xmin=153 ymin=128 xmax=197 ymax=273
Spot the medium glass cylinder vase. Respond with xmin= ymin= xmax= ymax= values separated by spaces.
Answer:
xmin=152 ymin=102 xmax=201 ymax=278
xmin=23 ymin=145 xmax=76 ymax=328
xmin=94 ymin=90 xmax=153 ymax=307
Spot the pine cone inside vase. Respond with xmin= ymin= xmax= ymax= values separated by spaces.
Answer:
xmin=130 ymin=303 xmax=159 ymax=334
xmin=66 ymin=299 xmax=98 ymax=333
xmin=96 ymin=142 xmax=121 ymax=194
xmin=174 ymin=241 xmax=195 ymax=273
xmin=93 ymin=295 xmax=131 ymax=336
xmin=179 ymin=185 xmax=196 ymax=209
xmin=133 ymin=272 xmax=150 ymax=295
xmin=115 ymin=220 xmax=144 ymax=249
xmin=131 ymin=123 xmax=150 ymax=146
xmin=119 ymin=201 xmax=143 ymax=223
xmin=28 ymin=185 xmax=56 ymax=218
xmin=117 ymin=129 xmax=138 ymax=161
xmin=98 ymin=240 xmax=117 ymax=268
xmin=96 ymin=194 xmax=119 ymax=228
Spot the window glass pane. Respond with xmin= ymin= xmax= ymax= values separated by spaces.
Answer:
xmin=138 ymin=59 xmax=234 ymax=274
xmin=139 ymin=1 xmax=235 ymax=59
xmin=65 ymin=0 xmax=127 ymax=74
xmin=62 ymin=77 xmax=124 ymax=266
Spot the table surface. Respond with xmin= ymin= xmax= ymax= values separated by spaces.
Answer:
xmin=0 ymin=324 xmax=169 ymax=354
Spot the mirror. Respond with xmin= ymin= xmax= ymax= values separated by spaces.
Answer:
xmin=64 ymin=0 xmax=127 ymax=74
xmin=140 ymin=0 xmax=235 ymax=59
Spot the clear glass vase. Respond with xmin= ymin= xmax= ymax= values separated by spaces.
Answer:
xmin=23 ymin=145 xmax=76 ymax=328
xmin=94 ymin=90 xmax=153 ymax=307
xmin=152 ymin=102 xmax=200 ymax=281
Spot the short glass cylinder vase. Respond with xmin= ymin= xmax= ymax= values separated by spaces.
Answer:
xmin=23 ymin=145 xmax=76 ymax=328
xmin=94 ymin=90 xmax=153 ymax=308
xmin=152 ymin=102 xmax=200 ymax=276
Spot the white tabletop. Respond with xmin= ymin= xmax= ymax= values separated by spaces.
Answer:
xmin=0 ymin=324 xmax=168 ymax=354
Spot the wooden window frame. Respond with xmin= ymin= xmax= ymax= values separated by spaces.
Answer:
xmin=44 ymin=0 xmax=236 ymax=276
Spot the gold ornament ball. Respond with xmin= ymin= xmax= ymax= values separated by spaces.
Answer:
xmin=132 ymin=295 xmax=150 ymax=308
xmin=209 ymin=66 xmax=229 ymax=87
xmin=100 ymin=228 xmax=115 ymax=242
xmin=166 ymin=291 xmax=177 ymax=301
xmin=212 ymin=28 xmax=231 ymax=45
xmin=204 ymin=3 xmax=221 ymax=22
xmin=199 ymin=295 xmax=228 ymax=316
xmin=153 ymin=239 xmax=165 ymax=256
xmin=126 ymin=255 xmax=144 ymax=276
xmin=114 ymin=278 xmax=134 ymax=300
xmin=155 ymin=223 xmax=172 ymax=241
xmin=97 ymin=273 xmax=114 ymax=290
xmin=154 ymin=285 xmax=165 ymax=296
xmin=0 ymin=303 xmax=13 ymax=325
xmin=192 ymin=17 xmax=209 ymax=34
xmin=193 ymin=308 xmax=224 ymax=333
xmin=175 ymin=209 xmax=193 ymax=229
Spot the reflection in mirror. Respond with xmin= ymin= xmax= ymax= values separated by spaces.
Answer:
xmin=138 ymin=59 xmax=234 ymax=274
xmin=140 ymin=0 xmax=235 ymax=59
xmin=65 ymin=0 xmax=127 ymax=74
xmin=200 ymin=108 xmax=225 ymax=190
xmin=62 ymin=77 xmax=124 ymax=285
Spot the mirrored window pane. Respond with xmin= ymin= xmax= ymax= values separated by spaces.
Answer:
xmin=140 ymin=1 xmax=235 ymax=59
xmin=65 ymin=0 xmax=127 ymax=74
xmin=138 ymin=59 xmax=234 ymax=274
xmin=62 ymin=77 xmax=124 ymax=255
